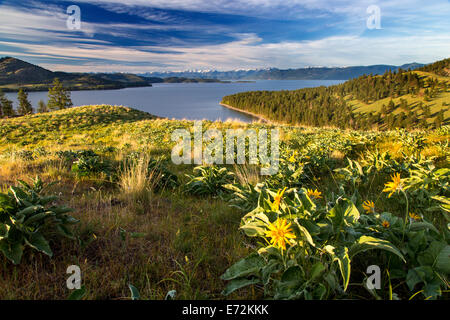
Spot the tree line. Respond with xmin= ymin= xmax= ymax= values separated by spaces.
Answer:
xmin=0 ymin=78 xmax=73 ymax=118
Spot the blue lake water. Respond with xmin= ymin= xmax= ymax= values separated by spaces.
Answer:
xmin=5 ymin=80 xmax=344 ymax=122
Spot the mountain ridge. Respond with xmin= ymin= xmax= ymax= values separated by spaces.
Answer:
xmin=0 ymin=57 xmax=152 ymax=92
xmin=0 ymin=57 xmax=226 ymax=92
xmin=140 ymin=63 xmax=425 ymax=80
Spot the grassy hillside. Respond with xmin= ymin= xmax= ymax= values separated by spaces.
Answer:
xmin=349 ymin=70 xmax=450 ymax=123
xmin=0 ymin=105 xmax=448 ymax=300
xmin=222 ymin=58 xmax=450 ymax=130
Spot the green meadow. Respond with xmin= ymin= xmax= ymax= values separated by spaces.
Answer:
xmin=0 ymin=105 xmax=448 ymax=300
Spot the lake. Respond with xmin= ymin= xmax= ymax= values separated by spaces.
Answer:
xmin=5 ymin=80 xmax=344 ymax=122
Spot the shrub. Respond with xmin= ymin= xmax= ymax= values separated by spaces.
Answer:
xmin=184 ymin=166 xmax=234 ymax=196
xmin=0 ymin=177 xmax=78 ymax=264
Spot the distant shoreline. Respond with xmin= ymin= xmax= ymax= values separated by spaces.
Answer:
xmin=0 ymin=84 xmax=152 ymax=93
xmin=219 ymin=102 xmax=271 ymax=123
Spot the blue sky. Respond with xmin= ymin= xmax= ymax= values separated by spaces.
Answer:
xmin=0 ymin=0 xmax=449 ymax=72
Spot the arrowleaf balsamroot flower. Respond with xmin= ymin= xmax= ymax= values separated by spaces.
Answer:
xmin=306 ymin=188 xmax=322 ymax=199
xmin=383 ymin=173 xmax=403 ymax=198
xmin=409 ymin=212 xmax=422 ymax=221
xmin=271 ymin=187 xmax=287 ymax=211
xmin=363 ymin=200 xmax=375 ymax=214
xmin=288 ymin=151 xmax=298 ymax=163
xmin=265 ymin=218 xmax=296 ymax=252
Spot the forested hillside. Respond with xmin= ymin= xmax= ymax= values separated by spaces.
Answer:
xmin=222 ymin=58 xmax=450 ymax=130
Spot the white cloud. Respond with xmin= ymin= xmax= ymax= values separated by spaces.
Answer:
xmin=0 ymin=0 xmax=449 ymax=72
xmin=2 ymin=33 xmax=449 ymax=73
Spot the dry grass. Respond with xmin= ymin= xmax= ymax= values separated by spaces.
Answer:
xmin=0 ymin=169 xmax=253 ymax=300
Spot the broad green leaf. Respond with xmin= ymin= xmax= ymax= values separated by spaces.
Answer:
xmin=240 ymin=223 xmax=266 ymax=237
xmin=0 ymin=223 xmax=9 ymax=240
xmin=274 ymin=266 xmax=304 ymax=299
xmin=26 ymin=232 xmax=53 ymax=257
xmin=261 ymin=259 xmax=282 ymax=285
xmin=310 ymin=262 xmax=325 ymax=281
xmin=17 ymin=205 xmax=44 ymax=217
xmin=295 ymin=219 xmax=315 ymax=247
xmin=349 ymin=235 xmax=405 ymax=262
xmin=409 ymin=222 xmax=440 ymax=234
xmin=406 ymin=266 xmax=434 ymax=291
xmin=24 ymin=212 xmax=48 ymax=226
xmin=67 ymin=285 xmax=86 ymax=300
xmin=435 ymin=245 xmax=450 ymax=274
xmin=328 ymin=198 xmax=360 ymax=228
xmin=220 ymin=253 xmax=265 ymax=281
xmin=312 ymin=283 xmax=327 ymax=300
xmin=334 ymin=247 xmax=351 ymax=292
xmin=0 ymin=240 xmax=23 ymax=264
xmin=222 ymin=278 xmax=260 ymax=296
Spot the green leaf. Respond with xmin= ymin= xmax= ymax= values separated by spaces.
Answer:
xmin=222 ymin=278 xmax=260 ymax=296
xmin=295 ymin=219 xmax=315 ymax=247
xmin=67 ymin=285 xmax=86 ymax=300
xmin=334 ymin=247 xmax=351 ymax=292
xmin=274 ymin=266 xmax=304 ymax=299
xmin=26 ymin=233 xmax=53 ymax=257
xmin=240 ymin=223 xmax=266 ymax=237
xmin=435 ymin=245 xmax=450 ymax=274
xmin=17 ymin=205 xmax=44 ymax=217
xmin=24 ymin=212 xmax=48 ymax=226
xmin=328 ymin=198 xmax=360 ymax=228
xmin=349 ymin=235 xmax=405 ymax=262
xmin=409 ymin=222 xmax=440 ymax=234
xmin=128 ymin=284 xmax=140 ymax=300
xmin=310 ymin=262 xmax=325 ymax=281
xmin=0 ymin=223 xmax=9 ymax=240
xmin=221 ymin=253 xmax=265 ymax=281
xmin=406 ymin=266 xmax=434 ymax=291
xmin=0 ymin=239 xmax=23 ymax=264
xmin=261 ymin=259 xmax=282 ymax=285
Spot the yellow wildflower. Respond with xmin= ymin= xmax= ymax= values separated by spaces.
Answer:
xmin=381 ymin=220 xmax=390 ymax=228
xmin=362 ymin=200 xmax=375 ymax=214
xmin=272 ymin=187 xmax=287 ymax=211
xmin=288 ymin=151 xmax=298 ymax=163
xmin=383 ymin=173 xmax=403 ymax=198
xmin=409 ymin=212 xmax=422 ymax=221
xmin=265 ymin=218 xmax=296 ymax=252
xmin=306 ymin=188 xmax=322 ymax=199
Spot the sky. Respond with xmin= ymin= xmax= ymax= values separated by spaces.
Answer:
xmin=0 ymin=0 xmax=449 ymax=73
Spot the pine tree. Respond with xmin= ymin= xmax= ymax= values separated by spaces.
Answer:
xmin=0 ymin=90 xmax=3 ymax=118
xmin=37 ymin=100 xmax=49 ymax=113
xmin=0 ymin=90 xmax=15 ymax=118
xmin=17 ymin=88 xmax=33 ymax=115
xmin=47 ymin=78 xmax=73 ymax=111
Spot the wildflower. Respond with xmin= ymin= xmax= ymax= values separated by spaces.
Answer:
xmin=409 ymin=212 xmax=422 ymax=221
xmin=381 ymin=220 xmax=390 ymax=228
xmin=288 ymin=151 xmax=298 ymax=163
xmin=383 ymin=173 xmax=403 ymax=198
xmin=306 ymin=188 xmax=322 ymax=199
xmin=363 ymin=200 xmax=375 ymax=214
xmin=272 ymin=187 xmax=287 ymax=211
xmin=265 ymin=218 xmax=296 ymax=252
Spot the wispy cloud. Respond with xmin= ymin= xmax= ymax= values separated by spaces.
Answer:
xmin=0 ymin=0 xmax=449 ymax=72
